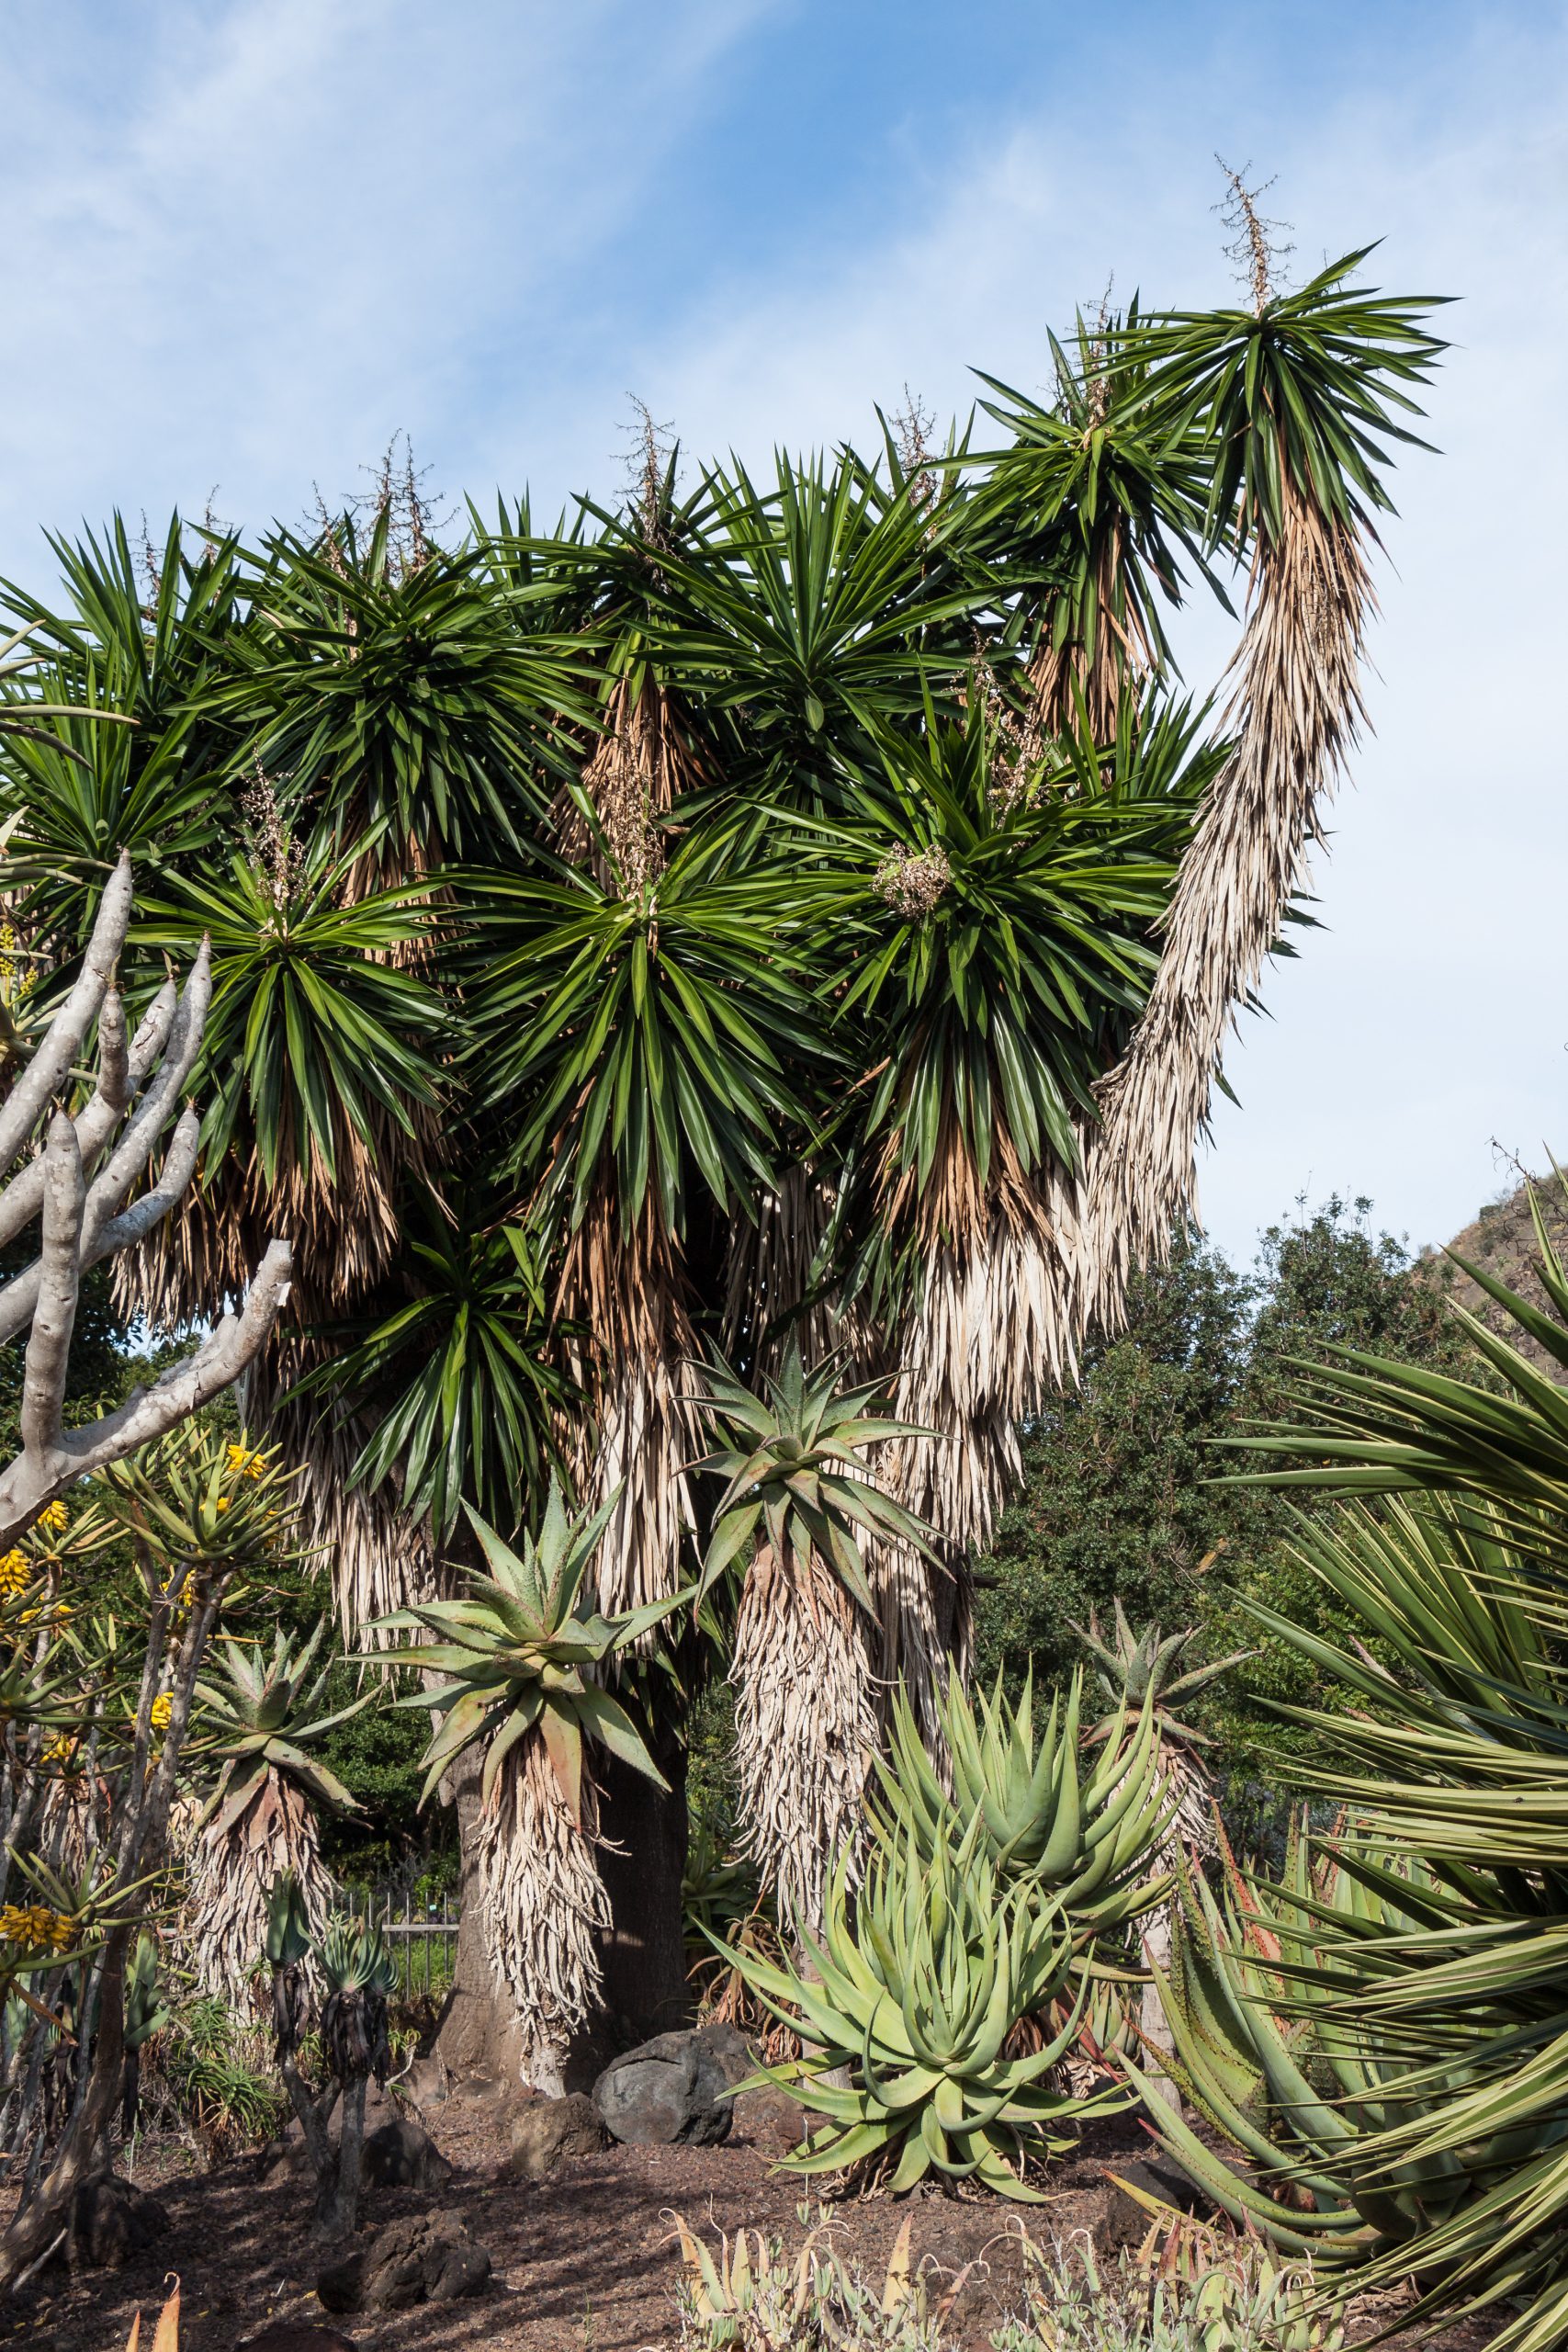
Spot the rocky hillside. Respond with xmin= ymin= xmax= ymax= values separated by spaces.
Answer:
xmin=1428 ymin=1164 xmax=1568 ymax=1377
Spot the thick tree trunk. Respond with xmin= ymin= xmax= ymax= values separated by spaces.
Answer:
xmin=325 ymin=2075 xmax=367 ymax=2240
xmin=0 ymin=1929 xmax=130 ymax=2290
xmin=433 ymin=1719 xmax=693 ymax=2090
xmin=432 ymin=1752 xmax=533 ymax=2088
xmin=594 ymin=1728 xmax=693 ymax=2048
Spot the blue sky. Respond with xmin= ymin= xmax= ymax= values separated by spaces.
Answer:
xmin=3 ymin=0 xmax=1565 ymax=1266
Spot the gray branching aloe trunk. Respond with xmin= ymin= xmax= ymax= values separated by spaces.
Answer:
xmin=0 ymin=865 xmax=288 ymax=2288
xmin=0 ymin=856 xmax=291 ymax=1545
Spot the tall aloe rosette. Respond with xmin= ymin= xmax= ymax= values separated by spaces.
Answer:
xmin=695 ymin=1344 xmax=934 ymax=1936
xmin=380 ymin=1476 xmax=682 ymax=2089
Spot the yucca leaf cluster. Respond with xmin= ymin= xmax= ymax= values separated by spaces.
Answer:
xmin=1139 ymin=1194 xmax=1568 ymax=2352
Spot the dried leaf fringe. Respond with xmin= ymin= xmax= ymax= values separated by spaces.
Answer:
xmin=478 ymin=1737 xmax=610 ymax=2095
xmin=730 ymin=1544 xmax=877 ymax=1938
xmin=550 ymin=673 xmax=708 ymax=893
xmin=1082 ymin=475 xmax=1371 ymax=1331
xmin=555 ymin=1184 xmax=705 ymax=1618
xmin=178 ymin=1770 xmax=338 ymax=2009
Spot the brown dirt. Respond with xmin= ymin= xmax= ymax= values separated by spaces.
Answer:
xmin=0 ymin=2095 xmax=1502 ymax=2352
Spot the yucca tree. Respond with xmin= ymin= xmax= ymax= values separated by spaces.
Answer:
xmin=183 ymin=1623 xmax=366 ymax=2006
xmin=0 ymin=202 xmax=1444 ymax=2070
xmin=379 ymin=1477 xmax=681 ymax=2088
xmin=1081 ymin=218 xmax=1447 ymax=1330
xmin=471 ymin=824 xmax=825 ymax=1626
xmin=818 ymin=694 xmax=1213 ymax=1727
xmin=695 ymin=1344 xmax=932 ymax=1934
xmin=970 ymin=302 xmax=1220 ymax=743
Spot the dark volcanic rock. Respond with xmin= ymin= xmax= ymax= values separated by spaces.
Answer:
xmin=1099 ymin=2155 xmax=1213 ymax=2253
xmin=317 ymin=2209 xmax=491 ymax=2313
xmin=66 ymin=2172 xmax=170 ymax=2269
xmin=363 ymin=2112 xmax=455 ymax=2190
xmin=592 ymin=2021 xmax=751 ymax=2147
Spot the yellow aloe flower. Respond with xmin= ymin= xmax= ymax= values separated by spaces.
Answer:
xmin=0 ymin=1550 xmax=28 ymax=1599
xmin=150 ymin=1693 xmax=174 ymax=1731
xmin=0 ymin=1903 xmax=73 ymax=1952
xmin=35 ymin=1501 xmax=69 ymax=1536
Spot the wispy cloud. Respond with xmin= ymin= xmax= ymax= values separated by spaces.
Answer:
xmin=0 ymin=0 xmax=1561 ymax=1261
xmin=0 ymin=0 xmax=776 ymax=547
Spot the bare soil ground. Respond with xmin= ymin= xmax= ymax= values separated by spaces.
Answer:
xmin=0 ymin=2093 xmax=1501 ymax=2352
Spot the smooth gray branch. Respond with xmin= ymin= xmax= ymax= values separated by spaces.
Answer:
xmin=0 ymin=862 xmax=289 ymax=1547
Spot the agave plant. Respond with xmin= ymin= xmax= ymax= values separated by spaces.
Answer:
xmin=380 ymin=1476 xmax=682 ymax=2088
xmin=726 ymin=1822 xmax=1122 ymax=2199
xmin=182 ymin=1623 xmax=366 ymax=2006
xmin=695 ymin=1343 xmax=933 ymax=1935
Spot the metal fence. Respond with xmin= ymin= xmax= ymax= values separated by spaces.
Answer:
xmin=344 ymin=1887 xmax=461 ymax=2002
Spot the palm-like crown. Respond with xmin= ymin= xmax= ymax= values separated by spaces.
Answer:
xmin=379 ymin=1476 xmax=682 ymax=1821
xmin=1074 ymin=1600 xmax=1247 ymax=1751
xmin=194 ymin=1621 xmax=364 ymax=1834
xmin=695 ymin=1343 xmax=932 ymax=1612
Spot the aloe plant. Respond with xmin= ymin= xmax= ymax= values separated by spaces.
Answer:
xmin=380 ymin=1476 xmax=681 ymax=2089
xmin=263 ymin=1886 xmax=400 ymax=2239
xmin=696 ymin=1342 xmax=934 ymax=1934
xmin=725 ymin=1821 xmax=1123 ymax=2198
xmin=881 ymin=1666 xmax=1169 ymax=1931
xmin=119 ymin=1931 xmax=171 ymax=2137
xmin=183 ymin=1622 xmax=366 ymax=2005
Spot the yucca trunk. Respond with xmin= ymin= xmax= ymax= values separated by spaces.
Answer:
xmin=477 ymin=1738 xmax=611 ymax=2095
xmin=180 ymin=1769 xmax=338 ymax=2008
xmin=876 ymin=1134 xmax=1082 ymax=1747
xmin=1082 ymin=471 xmax=1369 ymax=1332
xmin=1026 ymin=508 xmax=1156 ymax=746
xmin=557 ymin=1187 xmax=705 ymax=1620
xmin=731 ymin=1544 xmax=877 ymax=1939
xmin=554 ymin=673 xmax=706 ymax=893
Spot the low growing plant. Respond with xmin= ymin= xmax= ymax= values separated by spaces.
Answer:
xmin=723 ymin=1821 xmax=1122 ymax=2199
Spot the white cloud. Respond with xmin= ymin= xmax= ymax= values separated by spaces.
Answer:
xmin=0 ymin=0 xmax=1561 ymax=1268
xmin=517 ymin=14 xmax=1568 ymax=1265
xmin=0 ymin=0 xmax=776 ymax=551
